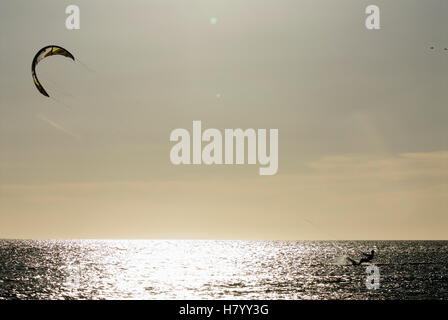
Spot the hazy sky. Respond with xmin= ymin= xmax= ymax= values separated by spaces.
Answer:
xmin=0 ymin=0 xmax=447 ymax=239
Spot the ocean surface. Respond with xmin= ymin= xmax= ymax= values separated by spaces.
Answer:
xmin=0 ymin=240 xmax=447 ymax=300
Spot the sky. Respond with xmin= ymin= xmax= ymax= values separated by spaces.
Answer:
xmin=0 ymin=0 xmax=447 ymax=239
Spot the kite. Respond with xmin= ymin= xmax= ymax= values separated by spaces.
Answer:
xmin=31 ymin=45 xmax=75 ymax=97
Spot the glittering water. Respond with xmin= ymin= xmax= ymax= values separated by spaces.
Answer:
xmin=0 ymin=240 xmax=447 ymax=300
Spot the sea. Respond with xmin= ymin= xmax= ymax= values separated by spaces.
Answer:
xmin=0 ymin=240 xmax=447 ymax=300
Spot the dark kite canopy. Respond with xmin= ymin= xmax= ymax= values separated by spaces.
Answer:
xmin=31 ymin=45 xmax=75 ymax=97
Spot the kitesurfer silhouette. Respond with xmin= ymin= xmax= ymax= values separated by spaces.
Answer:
xmin=348 ymin=250 xmax=375 ymax=266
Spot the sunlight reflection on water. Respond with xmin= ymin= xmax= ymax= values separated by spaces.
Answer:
xmin=0 ymin=240 xmax=447 ymax=299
